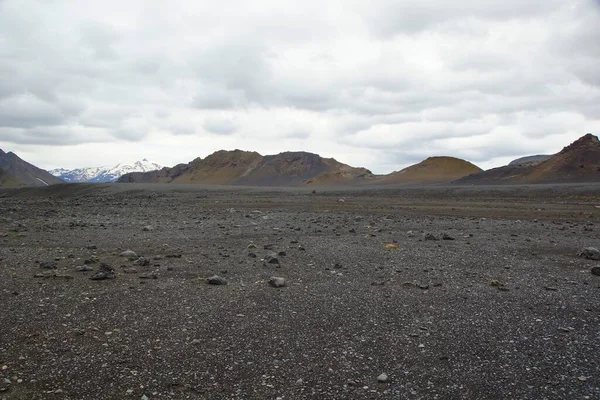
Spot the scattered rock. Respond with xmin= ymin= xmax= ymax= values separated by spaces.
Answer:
xmin=265 ymin=255 xmax=280 ymax=265
xmin=120 ymin=250 xmax=138 ymax=260
xmin=423 ymin=233 xmax=438 ymax=241
xmin=442 ymin=233 xmax=455 ymax=240
xmin=134 ymin=257 xmax=150 ymax=266
xmin=90 ymin=263 xmax=116 ymax=280
xmin=377 ymin=373 xmax=389 ymax=383
xmin=76 ymin=265 xmax=94 ymax=272
xmin=269 ymin=277 xmax=287 ymax=288
xmin=40 ymin=261 xmax=57 ymax=270
xmin=207 ymin=275 xmax=228 ymax=285
xmin=578 ymin=247 xmax=600 ymax=260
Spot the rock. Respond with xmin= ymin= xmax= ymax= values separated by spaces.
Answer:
xmin=579 ymin=247 xmax=600 ymax=260
xmin=406 ymin=231 xmax=415 ymax=237
xmin=591 ymin=266 xmax=600 ymax=276
xmin=134 ymin=257 xmax=150 ymax=266
xmin=142 ymin=225 xmax=153 ymax=231
xmin=442 ymin=233 xmax=455 ymax=240
xmin=120 ymin=250 xmax=138 ymax=260
xmin=263 ymin=244 xmax=275 ymax=250
xmin=269 ymin=277 xmax=287 ymax=288
xmin=40 ymin=261 xmax=57 ymax=270
xmin=90 ymin=263 xmax=116 ymax=280
xmin=207 ymin=275 xmax=228 ymax=285
xmin=265 ymin=255 xmax=280 ymax=265
xmin=76 ymin=265 xmax=94 ymax=272
xmin=139 ymin=273 xmax=158 ymax=279
xmin=247 ymin=244 xmax=257 ymax=249
xmin=277 ymin=251 xmax=287 ymax=256
xmin=377 ymin=373 xmax=389 ymax=383
xmin=423 ymin=233 xmax=438 ymax=241
xmin=123 ymin=268 xmax=138 ymax=274
xmin=248 ymin=252 xmax=257 ymax=258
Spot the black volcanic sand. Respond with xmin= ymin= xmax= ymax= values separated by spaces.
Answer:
xmin=0 ymin=183 xmax=599 ymax=399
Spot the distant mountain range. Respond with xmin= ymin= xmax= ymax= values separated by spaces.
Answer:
xmin=2 ymin=133 xmax=599 ymax=188
xmin=0 ymin=149 xmax=63 ymax=187
xmin=50 ymin=159 xmax=162 ymax=183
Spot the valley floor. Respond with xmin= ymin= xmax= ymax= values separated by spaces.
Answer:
xmin=0 ymin=183 xmax=599 ymax=399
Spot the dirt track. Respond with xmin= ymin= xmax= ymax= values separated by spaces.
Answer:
xmin=0 ymin=183 xmax=599 ymax=399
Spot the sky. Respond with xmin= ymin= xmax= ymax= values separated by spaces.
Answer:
xmin=1 ymin=0 xmax=599 ymax=174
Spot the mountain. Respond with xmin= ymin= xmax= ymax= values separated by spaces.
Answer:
xmin=51 ymin=159 xmax=163 ymax=183
xmin=508 ymin=155 xmax=552 ymax=166
xmin=119 ymin=150 xmax=373 ymax=186
xmin=456 ymin=133 xmax=600 ymax=184
xmin=0 ymin=149 xmax=63 ymax=187
xmin=373 ymin=156 xmax=482 ymax=185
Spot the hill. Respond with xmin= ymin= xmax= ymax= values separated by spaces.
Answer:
xmin=373 ymin=156 xmax=482 ymax=185
xmin=0 ymin=150 xmax=63 ymax=187
xmin=508 ymin=155 xmax=551 ymax=166
xmin=119 ymin=150 xmax=372 ymax=186
xmin=457 ymin=133 xmax=600 ymax=184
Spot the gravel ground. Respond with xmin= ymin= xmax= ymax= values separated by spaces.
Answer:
xmin=0 ymin=183 xmax=599 ymax=400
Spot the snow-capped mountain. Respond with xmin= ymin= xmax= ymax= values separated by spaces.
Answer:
xmin=50 ymin=159 xmax=163 ymax=183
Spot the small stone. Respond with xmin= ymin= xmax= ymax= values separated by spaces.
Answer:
xmin=76 ymin=265 xmax=94 ymax=272
xmin=90 ymin=263 xmax=116 ymax=280
xmin=134 ymin=257 xmax=150 ymax=266
xmin=377 ymin=373 xmax=389 ymax=383
xmin=142 ymin=225 xmax=153 ymax=231
xmin=139 ymin=273 xmax=158 ymax=279
xmin=207 ymin=275 xmax=228 ymax=285
xmin=578 ymin=247 xmax=600 ymax=260
xmin=406 ymin=231 xmax=415 ymax=237
xmin=123 ymin=268 xmax=138 ymax=274
xmin=265 ymin=255 xmax=280 ymax=265
xmin=120 ymin=250 xmax=138 ymax=260
xmin=544 ymin=286 xmax=558 ymax=291
xmin=248 ymin=252 xmax=257 ymax=258
xmin=263 ymin=244 xmax=275 ymax=250
xmin=442 ymin=233 xmax=455 ymax=240
xmin=40 ymin=261 xmax=57 ymax=270
xmin=269 ymin=277 xmax=287 ymax=288
xmin=423 ymin=233 xmax=438 ymax=241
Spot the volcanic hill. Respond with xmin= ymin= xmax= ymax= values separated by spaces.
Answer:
xmin=373 ymin=156 xmax=482 ymax=185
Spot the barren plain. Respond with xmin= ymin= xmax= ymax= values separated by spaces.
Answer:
xmin=1 ymin=183 xmax=599 ymax=399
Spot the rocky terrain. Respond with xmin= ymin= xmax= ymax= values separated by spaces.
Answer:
xmin=0 ymin=182 xmax=599 ymax=399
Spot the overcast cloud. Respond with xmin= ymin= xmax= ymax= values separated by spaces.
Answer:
xmin=0 ymin=0 xmax=599 ymax=173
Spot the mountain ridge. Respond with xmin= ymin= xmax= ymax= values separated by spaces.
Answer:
xmin=0 ymin=149 xmax=63 ymax=187
xmin=50 ymin=159 xmax=163 ymax=183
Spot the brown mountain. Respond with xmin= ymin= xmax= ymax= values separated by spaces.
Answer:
xmin=0 ymin=149 xmax=63 ymax=187
xmin=119 ymin=150 xmax=372 ymax=186
xmin=457 ymin=133 xmax=600 ymax=184
xmin=373 ymin=156 xmax=482 ymax=185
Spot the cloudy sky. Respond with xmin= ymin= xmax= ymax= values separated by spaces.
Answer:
xmin=1 ymin=0 xmax=599 ymax=173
